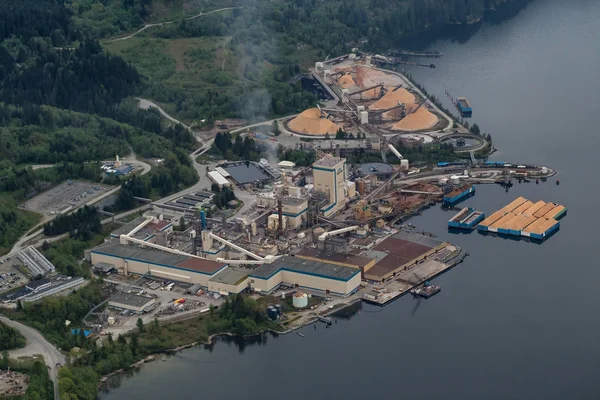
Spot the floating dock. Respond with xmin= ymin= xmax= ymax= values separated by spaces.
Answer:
xmin=477 ymin=197 xmax=567 ymax=241
xmin=443 ymin=184 xmax=475 ymax=205
xmin=448 ymin=207 xmax=485 ymax=229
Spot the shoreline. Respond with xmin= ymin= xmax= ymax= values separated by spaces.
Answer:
xmin=100 ymin=297 xmax=363 ymax=386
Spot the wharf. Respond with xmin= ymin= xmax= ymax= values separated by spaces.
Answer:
xmin=362 ymin=246 xmax=467 ymax=305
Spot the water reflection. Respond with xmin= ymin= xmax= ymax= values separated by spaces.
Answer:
xmin=392 ymin=0 xmax=535 ymax=50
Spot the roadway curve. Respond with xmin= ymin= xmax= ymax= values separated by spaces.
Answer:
xmin=106 ymin=7 xmax=240 ymax=43
xmin=137 ymin=98 xmax=191 ymax=131
xmin=0 ymin=316 xmax=65 ymax=400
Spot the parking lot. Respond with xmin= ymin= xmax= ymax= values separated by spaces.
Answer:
xmin=20 ymin=180 xmax=113 ymax=216
xmin=0 ymin=257 xmax=28 ymax=296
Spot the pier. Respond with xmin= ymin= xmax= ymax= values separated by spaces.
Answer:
xmin=362 ymin=247 xmax=468 ymax=306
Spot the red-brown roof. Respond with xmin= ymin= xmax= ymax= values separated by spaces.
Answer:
xmin=176 ymin=258 xmax=225 ymax=274
xmin=296 ymin=248 xmax=374 ymax=268
xmin=374 ymin=237 xmax=431 ymax=260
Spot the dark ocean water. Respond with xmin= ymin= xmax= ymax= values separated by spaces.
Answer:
xmin=102 ymin=1 xmax=600 ymax=399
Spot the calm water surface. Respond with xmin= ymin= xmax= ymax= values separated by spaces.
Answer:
xmin=102 ymin=1 xmax=600 ymax=399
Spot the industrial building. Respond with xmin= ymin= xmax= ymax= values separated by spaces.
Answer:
xmin=248 ymin=255 xmax=362 ymax=296
xmin=364 ymin=232 xmax=449 ymax=282
xmin=267 ymin=196 xmax=309 ymax=230
xmin=208 ymin=267 xmax=250 ymax=295
xmin=108 ymin=292 xmax=156 ymax=314
xmin=295 ymin=248 xmax=376 ymax=278
xmin=313 ymin=156 xmax=350 ymax=217
xmin=208 ymin=171 xmax=231 ymax=188
xmin=17 ymin=246 xmax=56 ymax=277
xmin=90 ymin=242 xmax=227 ymax=286
xmin=1 ymin=276 xmax=84 ymax=304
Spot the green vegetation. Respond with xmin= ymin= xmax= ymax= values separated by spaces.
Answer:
xmin=0 ymin=194 xmax=41 ymax=256
xmin=43 ymin=206 xmax=101 ymax=239
xmin=210 ymin=185 xmax=237 ymax=209
xmin=10 ymin=282 xmax=106 ymax=349
xmin=0 ymin=355 xmax=54 ymax=400
xmin=278 ymin=147 xmax=316 ymax=167
xmin=212 ymin=132 xmax=262 ymax=161
xmin=0 ymin=322 xmax=26 ymax=350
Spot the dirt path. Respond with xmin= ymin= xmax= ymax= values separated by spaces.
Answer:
xmin=106 ymin=7 xmax=240 ymax=43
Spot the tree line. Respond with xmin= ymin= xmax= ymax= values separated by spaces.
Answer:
xmin=0 ymin=322 xmax=26 ymax=350
xmin=43 ymin=205 xmax=102 ymax=240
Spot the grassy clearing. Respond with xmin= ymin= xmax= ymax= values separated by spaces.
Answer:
xmin=105 ymin=36 xmax=237 ymax=88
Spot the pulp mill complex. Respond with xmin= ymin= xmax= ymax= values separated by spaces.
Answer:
xmin=78 ymin=53 xmax=563 ymax=314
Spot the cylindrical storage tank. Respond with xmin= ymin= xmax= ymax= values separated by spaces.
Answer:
xmin=356 ymin=179 xmax=365 ymax=195
xmin=251 ymin=222 xmax=257 ymax=236
xmin=292 ymin=292 xmax=308 ymax=308
xmin=364 ymin=180 xmax=372 ymax=193
xmin=370 ymin=175 xmax=378 ymax=186
xmin=304 ymin=184 xmax=314 ymax=192
xmin=450 ymin=175 xmax=460 ymax=184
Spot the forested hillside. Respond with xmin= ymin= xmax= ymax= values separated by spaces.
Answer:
xmin=89 ymin=0 xmax=519 ymax=122
xmin=0 ymin=0 xmax=199 ymax=255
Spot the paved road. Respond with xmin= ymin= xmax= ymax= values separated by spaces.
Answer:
xmin=0 ymin=316 xmax=65 ymax=400
xmin=106 ymin=7 xmax=240 ymax=43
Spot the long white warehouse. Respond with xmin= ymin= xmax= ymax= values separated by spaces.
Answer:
xmin=208 ymin=171 xmax=230 ymax=187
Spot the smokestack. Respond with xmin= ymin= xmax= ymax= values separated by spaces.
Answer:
xmin=200 ymin=209 xmax=207 ymax=230
xmin=277 ymin=199 xmax=283 ymax=237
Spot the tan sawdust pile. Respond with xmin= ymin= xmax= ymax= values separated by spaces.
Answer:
xmin=338 ymin=74 xmax=355 ymax=88
xmin=391 ymin=107 xmax=438 ymax=131
xmin=289 ymin=108 xmax=340 ymax=136
xmin=369 ymin=88 xmax=415 ymax=110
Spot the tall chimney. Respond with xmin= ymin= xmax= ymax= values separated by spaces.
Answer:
xmin=277 ymin=199 xmax=283 ymax=237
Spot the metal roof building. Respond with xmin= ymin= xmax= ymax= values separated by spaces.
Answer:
xmin=249 ymin=256 xmax=361 ymax=296
xmin=90 ymin=242 xmax=226 ymax=287
xmin=208 ymin=267 xmax=250 ymax=295
xmin=208 ymin=171 xmax=230 ymax=187
xmin=109 ymin=292 xmax=156 ymax=314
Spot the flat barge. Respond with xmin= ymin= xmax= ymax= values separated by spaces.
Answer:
xmin=443 ymin=184 xmax=475 ymax=205
xmin=457 ymin=97 xmax=472 ymax=118
xmin=448 ymin=207 xmax=485 ymax=229
xmin=477 ymin=196 xmax=566 ymax=241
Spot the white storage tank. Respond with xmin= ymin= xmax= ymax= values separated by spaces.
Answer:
xmin=450 ymin=175 xmax=461 ymax=184
xmin=292 ymin=292 xmax=308 ymax=308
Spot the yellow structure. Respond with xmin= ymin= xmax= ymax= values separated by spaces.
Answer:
xmin=281 ymin=197 xmax=308 ymax=229
xmin=313 ymin=156 xmax=348 ymax=217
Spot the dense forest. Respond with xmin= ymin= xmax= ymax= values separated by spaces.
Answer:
xmin=43 ymin=205 xmax=102 ymax=239
xmin=0 ymin=0 xmax=202 ymax=255
xmin=0 ymin=322 xmax=26 ymax=350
